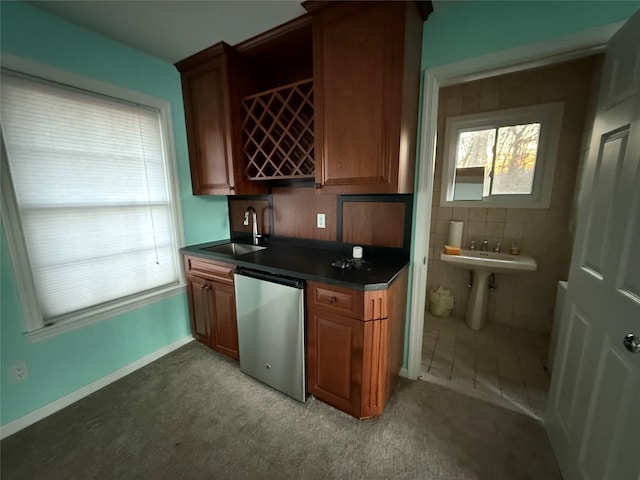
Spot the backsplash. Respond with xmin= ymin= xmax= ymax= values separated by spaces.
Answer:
xmin=427 ymin=55 xmax=603 ymax=333
xmin=228 ymin=187 xmax=412 ymax=251
xmin=228 ymin=197 xmax=272 ymax=236
xmin=271 ymin=186 xmax=338 ymax=241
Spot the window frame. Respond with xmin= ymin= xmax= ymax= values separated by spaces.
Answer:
xmin=440 ymin=102 xmax=564 ymax=208
xmin=0 ymin=54 xmax=186 ymax=342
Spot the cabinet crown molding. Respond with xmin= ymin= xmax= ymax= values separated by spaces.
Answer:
xmin=175 ymin=41 xmax=233 ymax=72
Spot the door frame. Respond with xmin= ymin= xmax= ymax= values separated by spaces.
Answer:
xmin=405 ymin=22 xmax=623 ymax=381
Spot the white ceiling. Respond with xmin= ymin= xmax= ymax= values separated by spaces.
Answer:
xmin=28 ymin=1 xmax=308 ymax=64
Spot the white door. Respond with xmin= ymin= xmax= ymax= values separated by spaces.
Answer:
xmin=546 ymin=9 xmax=640 ymax=480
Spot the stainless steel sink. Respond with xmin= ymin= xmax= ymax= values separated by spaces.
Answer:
xmin=202 ymin=242 xmax=266 ymax=256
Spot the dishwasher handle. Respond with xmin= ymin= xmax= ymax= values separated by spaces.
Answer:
xmin=235 ymin=268 xmax=305 ymax=289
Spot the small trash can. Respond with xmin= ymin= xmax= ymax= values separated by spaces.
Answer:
xmin=429 ymin=286 xmax=454 ymax=317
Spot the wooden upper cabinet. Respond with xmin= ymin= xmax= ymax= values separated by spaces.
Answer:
xmin=309 ymin=1 xmax=424 ymax=194
xmin=176 ymin=43 xmax=265 ymax=196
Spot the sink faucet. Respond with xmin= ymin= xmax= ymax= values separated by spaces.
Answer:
xmin=481 ymin=240 xmax=489 ymax=251
xmin=243 ymin=206 xmax=261 ymax=246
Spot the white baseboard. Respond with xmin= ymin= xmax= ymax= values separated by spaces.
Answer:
xmin=0 ymin=336 xmax=194 ymax=440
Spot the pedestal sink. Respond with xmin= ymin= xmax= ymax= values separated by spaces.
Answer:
xmin=440 ymin=249 xmax=537 ymax=330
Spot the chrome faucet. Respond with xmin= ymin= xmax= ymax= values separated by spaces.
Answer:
xmin=481 ymin=240 xmax=489 ymax=251
xmin=243 ymin=206 xmax=261 ymax=246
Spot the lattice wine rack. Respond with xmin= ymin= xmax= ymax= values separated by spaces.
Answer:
xmin=241 ymin=78 xmax=314 ymax=180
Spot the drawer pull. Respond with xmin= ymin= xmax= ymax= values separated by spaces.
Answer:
xmin=329 ymin=296 xmax=337 ymax=304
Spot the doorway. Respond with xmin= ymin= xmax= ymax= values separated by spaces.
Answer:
xmin=405 ymin=25 xmax=622 ymax=403
xmin=418 ymin=57 xmax=603 ymax=418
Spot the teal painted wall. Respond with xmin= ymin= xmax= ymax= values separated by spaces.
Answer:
xmin=422 ymin=1 xmax=640 ymax=69
xmin=0 ymin=2 xmax=230 ymax=426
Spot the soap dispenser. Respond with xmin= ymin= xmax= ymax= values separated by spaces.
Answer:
xmin=510 ymin=242 xmax=520 ymax=255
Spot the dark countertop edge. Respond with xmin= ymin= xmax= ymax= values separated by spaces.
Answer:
xmin=180 ymin=239 xmax=409 ymax=291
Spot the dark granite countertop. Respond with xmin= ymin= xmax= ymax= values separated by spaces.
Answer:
xmin=180 ymin=238 xmax=409 ymax=291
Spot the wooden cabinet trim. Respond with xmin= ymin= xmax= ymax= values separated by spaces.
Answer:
xmin=175 ymin=41 xmax=229 ymax=73
xmin=363 ymin=290 xmax=388 ymax=321
xmin=384 ymin=266 xmax=409 ymax=402
xmin=361 ymin=318 xmax=387 ymax=418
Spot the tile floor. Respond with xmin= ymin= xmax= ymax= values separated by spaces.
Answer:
xmin=420 ymin=312 xmax=551 ymax=419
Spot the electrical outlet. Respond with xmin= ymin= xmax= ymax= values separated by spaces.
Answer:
xmin=316 ymin=213 xmax=326 ymax=229
xmin=9 ymin=362 xmax=29 ymax=383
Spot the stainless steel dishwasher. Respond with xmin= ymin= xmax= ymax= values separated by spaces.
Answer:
xmin=233 ymin=268 xmax=307 ymax=403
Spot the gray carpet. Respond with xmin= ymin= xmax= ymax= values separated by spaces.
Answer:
xmin=1 ymin=341 xmax=561 ymax=479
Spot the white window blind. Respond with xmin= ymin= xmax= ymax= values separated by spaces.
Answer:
xmin=1 ymin=70 xmax=181 ymax=325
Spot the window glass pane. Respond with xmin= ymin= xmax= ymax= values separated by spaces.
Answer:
xmin=492 ymin=123 xmax=541 ymax=195
xmin=1 ymin=71 xmax=179 ymax=321
xmin=456 ymin=128 xmax=495 ymax=197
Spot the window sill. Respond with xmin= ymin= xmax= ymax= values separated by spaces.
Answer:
xmin=25 ymin=284 xmax=186 ymax=343
xmin=440 ymin=198 xmax=551 ymax=209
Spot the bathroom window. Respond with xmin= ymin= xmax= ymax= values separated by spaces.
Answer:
xmin=440 ymin=102 xmax=564 ymax=208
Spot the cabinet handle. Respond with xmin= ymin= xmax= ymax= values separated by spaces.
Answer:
xmin=328 ymin=296 xmax=336 ymax=304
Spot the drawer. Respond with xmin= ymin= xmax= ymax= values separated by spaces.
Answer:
xmin=184 ymin=255 xmax=235 ymax=284
xmin=308 ymin=282 xmax=388 ymax=321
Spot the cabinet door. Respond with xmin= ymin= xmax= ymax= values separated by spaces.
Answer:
xmin=210 ymin=281 xmax=239 ymax=360
xmin=186 ymin=275 xmax=212 ymax=346
xmin=181 ymin=56 xmax=236 ymax=195
xmin=307 ymin=307 xmax=364 ymax=416
xmin=313 ymin=2 xmax=409 ymax=194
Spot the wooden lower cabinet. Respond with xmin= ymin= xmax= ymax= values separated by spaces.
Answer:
xmin=306 ymin=268 xmax=408 ymax=419
xmin=184 ymin=256 xmax=239 ymax=361
xmin=307 ymin=308 xmax=389 ymax=418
